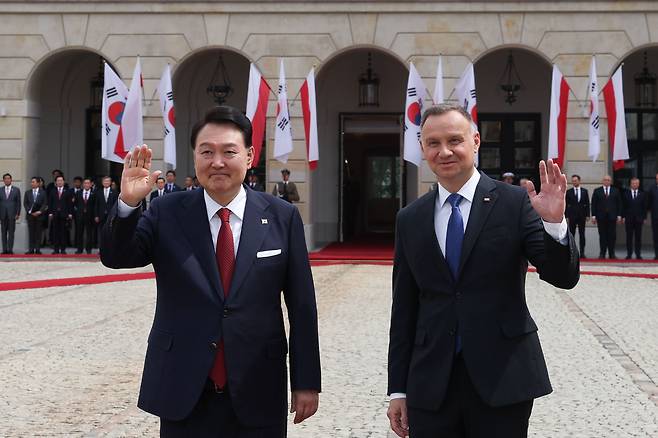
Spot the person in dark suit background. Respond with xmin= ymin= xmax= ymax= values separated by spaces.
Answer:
xmin=149 ymin=177 xmax=166 ymax=205
xmin=70 ymin=176 xmax=83 ymax=249
xmin=94 ymin=176 xmax=118 ymax=230
xmin=164 ymin=169 xmax=181 ymax=193
xmin=184 ymin=175 xmax=197 ymax=191
xmin=100 ymin=106 xmax=321 ymax=437
xmin=565 ymin=174 xmax=590 ymax=257
xmin=48 ymin=175 xmax=73 ymax=254
xmin=24 ymin=176 xmax=48 ymax=254
xmin=246 ymin=170 xmax=265 ymax=192
xmin=591 ymin=174 xmax=623 ymax=259
xmin=73 ymin=178 xmax=96 ymax=254
xmin=622 ymin=177 xmax=648 ymax=259
xmin=387 ymin=104 xmax=579 ymax=438
xmin=1 ymin=173 xmax=21 ymax=254
xmin=649 ymin=172 xmax=658 ymax=260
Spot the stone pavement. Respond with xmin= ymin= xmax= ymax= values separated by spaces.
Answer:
xmin=0 ymin=261 xmax=657 ymax=437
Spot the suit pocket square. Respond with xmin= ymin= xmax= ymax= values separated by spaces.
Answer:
xmin=257 ymin=249 xmax=282 ymax=258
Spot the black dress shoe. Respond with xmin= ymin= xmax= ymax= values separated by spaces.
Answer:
xmin=25 ymin=250 xmax=33 ymax=255
xmin=34 ymin=250 xmax=42 ymax=255
xmin=52 ymin=249 xmax=60 ymax=254
xmin=60 ymin=250 xmax=67 ymax=255
xmin=609 ymin=255 xmax=617 ymax=259
xmin=599 ymin=253 xmax=606 ymax=259
xmin=75 ymin=250 xmax=83 ymax=254
xmin=626 ymin=255 xmax=632 ymax=260
xmin=636 ymin=256 xmax=643 ymax=260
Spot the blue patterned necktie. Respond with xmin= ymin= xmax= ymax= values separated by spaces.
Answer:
xmin=445 ymin=193 xmax=464 ymax=353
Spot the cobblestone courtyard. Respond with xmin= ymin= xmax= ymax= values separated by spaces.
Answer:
xmin=1 ymin=261 xmax=657 ymax=437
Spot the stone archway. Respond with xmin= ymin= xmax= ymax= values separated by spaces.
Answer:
xmin=313 ymin=47 xmax=408 ymax=245
xmin=25 ymin=49 xmax=119 ymax=186
xmin=172 ymin=48 xmax=251 ymax=180
xmin=474 ymin=47 xmax=552 ymax=186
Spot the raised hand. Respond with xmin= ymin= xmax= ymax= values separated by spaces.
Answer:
xmin=525 ymin=159 xmax=567 ymax=223
xmin=120 ymin=145 xmax=161 ymax=207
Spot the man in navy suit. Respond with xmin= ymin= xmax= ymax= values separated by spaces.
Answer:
xmin=24 ymin=176 xmax=48 ymax=254
xmin=591 ymin=175 xmax=623 ymax=259
xmin=100 ymin=106 xmax=321 ymax=437
xmin=149 ymin=177 xmax=166 ymax=204
xmin=622 ymin=177 xmax=648 ymax=259
xmin=387 ymin=104 xmax=579 ymax=438
xmin=565 ymin=174 xmax=589 ymax=257
xmin=164 ymin=170 xmax=181 ymax=193
xmin=48 ymin=175 xmax=73 ymax=254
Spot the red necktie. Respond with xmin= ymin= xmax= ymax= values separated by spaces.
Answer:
xmin=209 ymin=208 xmax=235 ymax=389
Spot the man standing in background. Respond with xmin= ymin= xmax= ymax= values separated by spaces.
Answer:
xmin=48 ymin=175 xmax=72 ymax=254
xmin=272 ymin=169 xmax=300 ymax=203
xmin=622 ymin=177 xmax=648 ymax=259
xmin=24 ymin=176 xmax=47 ymax=254
xmin=565 ymin=174 xmax=590 ymax=258
xmin=95 ymin=176 xmax=118 ymax=231
xmin=74 ymin=178 xmax=96 ymax=254
xmin=164 ymin=170 xmax=181 ymax=193
xmin=591 ymin=175 xmax=622 ymax=259
xmin=0 ymin=173 xmax=21 ymax=254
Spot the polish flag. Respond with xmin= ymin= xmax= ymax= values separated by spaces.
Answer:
xmin=300 ymin=67 xmax=319 ymax=170
xmin=403 ymin=62 xmax=428 ymax=166
xmin=602 ymin=66 xmax=629 ymax=170
xmin=273 ymin=59 xmax=293 ymax=163
xmin=433 ymin=55 xmax=444 ymax=104
xmin=122 ymin=57 xmax=144 ymax=153
xmin=548 ymin=65 xmax=571 ymax=168
xmin=246 ymin=63 xmax=270 ymax=168
xmin=585 ymin=57 xmax=601 ymax=162
xmin=157 ymin=64 xmax=176 ymax=168
xmin=101 ymin=62 xmax=129 ymax=163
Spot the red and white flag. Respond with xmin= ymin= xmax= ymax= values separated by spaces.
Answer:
xmin=300 ymin=67 xmax=319 ymax=170
xmin=602 ymin=66 xmax=629 ymax=170
xmin=548 ymin=65 xmax=571 ymax=168
xmin=122 ymin=57 xmax=144 ymax=152
xmin=403 ymin=62 xmax=428 ymax=166
xmin=453 ymin=62 xmax=478 ymax=165
xmin=101 ymin=62 xmax=129 ymax=163
xmin=585 ymin=57 xmax=601 ymax=162
xmin=433 ymin=55 xmax=444 ymax=104
xmin=246 ymin=63 xmax=270 ymax=168
xmin=157 ymin=64 xmax=176 ymax=168
xmin=273 ymin=59 xmax=293 ymax=163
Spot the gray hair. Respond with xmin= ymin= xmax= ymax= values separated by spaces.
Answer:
xmin=420 ymin=104 xmax=475 ymax=131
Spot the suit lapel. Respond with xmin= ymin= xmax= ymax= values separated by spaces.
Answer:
xmin=177 ymin=189 xmax=223 ymax=305
xmin=417 ymin=191 xmax=452 ymax=280
xmin=228 ymin=187 xmax=270 ymax=299
xmin=458 ymin=173 xmax=498 ymax=276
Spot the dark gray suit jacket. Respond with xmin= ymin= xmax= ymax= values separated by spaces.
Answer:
xmin=388 ymin=172 xmax=579 ymax=409
xmin=0 ymin=186 xmax=21 ymax=219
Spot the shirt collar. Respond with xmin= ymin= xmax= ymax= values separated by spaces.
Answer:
xmin=436 ymin=169 xmax=481 ymax=208
xmin=205 ymin=185 xmax=247 ymax=222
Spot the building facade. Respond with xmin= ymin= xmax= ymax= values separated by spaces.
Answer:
xmin=1 ymin=1 xmax=657 ymax=250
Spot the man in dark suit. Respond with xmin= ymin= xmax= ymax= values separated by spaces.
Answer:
xmin=387 ymin=104 xmax=579 ymax=438
xmin=24 ymin=176 xmax=48 ymax=254
xmin=649 ymin=172 xmax=658 ymax=260
xmin=247 ymin=170 xmax=265 ymax=192
xmin=70 ymin=176 xmax=83 ymax=249
xmin=565 ymin=174 xmax=590 ymax=257
xmin=622 ymin=177 xmax=648 ymax=259
xmin=73 ymin=178 xmax=96 ymax=254
xmin=149 ymin=177 xmax=166 ymax=205
xmin=94 ymin=176 xmax=118 ymax=229
xmin=591 ymin=175 xmax=623 ymax=259
xmin=100 ymin=106 xmax=321 ymax=437
xmin=48 ymin=175 xmax=73 ymax=254
xmin=1 ymin=173 xmax=21 ymax=254
xmin=164 ymin=170 xmax=181 ymax=193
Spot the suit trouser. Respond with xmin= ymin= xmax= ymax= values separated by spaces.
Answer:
xmin=625 ymin=220 xmax=643 ymax=257
xmin=52 ymin=215 xmax=68 ymax=251
xmin=1 ymin=215 xmax=16 ymax=252
xmin=75 ymin=217 xmax=94 ymax=252
xmin=27 ymin=214 xmax=41 ymax=251
xmin=407 ymin=354 xmax=533 ymax=438
xmin=568 ymin=217 xmax=586 ymax=254
xmin=160 ymin=380 xmax=286 ymax=438
xmin=597 ymin=217 xmax=616 ymax=256
xmin=653 ymin=220 xmax=658 ymax=258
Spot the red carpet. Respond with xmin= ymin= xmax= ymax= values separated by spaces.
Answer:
xmin=310 ymin=238 xmax=394 ymax=261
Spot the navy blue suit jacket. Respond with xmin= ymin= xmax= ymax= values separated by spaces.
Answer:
xmin=100 ymin=186 xmax=321 ymax=425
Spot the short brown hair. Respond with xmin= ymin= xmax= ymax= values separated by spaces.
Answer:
xmin=421 ymin=104 xmax=474 ymax=130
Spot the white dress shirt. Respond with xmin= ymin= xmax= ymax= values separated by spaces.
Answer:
xmin=390 ymin=170 xmax=567 ymax=401
xmin=117 ymin=186 xmax=247 ymax=257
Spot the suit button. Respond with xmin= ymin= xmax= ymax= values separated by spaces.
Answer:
xmin=449 ymin=330 xmax=456 ymax=336
xmin=210 ymin=342 xmax=217 ymax=349
xmin=223 ymin=308 xmax=230 ymax=318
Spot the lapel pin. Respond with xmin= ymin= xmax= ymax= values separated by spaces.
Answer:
xmin=261 ymin=219 xmax=268 ymax=224
xmin=483 ymin=197 xmax=491 ymax=202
